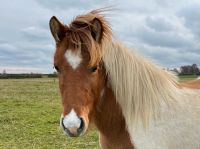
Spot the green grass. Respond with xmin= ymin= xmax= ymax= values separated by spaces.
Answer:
xmin=178 ymin=75 xmax=198 ymax=82
xmin=0 ymin=78 xmax=99 ymax=149
xmin=0 ymin=76 xmax=198 ymax=148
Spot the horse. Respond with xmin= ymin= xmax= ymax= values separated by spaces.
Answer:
xmin=49 ymin=9 xmax=200 ymax=149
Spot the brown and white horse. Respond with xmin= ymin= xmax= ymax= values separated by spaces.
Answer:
xmin=49 ymin=10 xmax=200 ymax=149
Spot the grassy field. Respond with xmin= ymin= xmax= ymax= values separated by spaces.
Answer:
xmin=178 ymin=75 xmax=198 ymax=82
xmin=0 ymin=76 xmax=198 ymax=149
xmin=0 ymin=78 xmax=99 ymax=149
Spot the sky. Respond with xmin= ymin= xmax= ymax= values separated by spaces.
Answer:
xmin=0 ymin=0 xmax=200 ymax=73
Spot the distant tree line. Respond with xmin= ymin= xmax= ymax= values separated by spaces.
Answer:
xmin=179 ymin=64 xmax=200 ymax=75
xmin=0 ymin=70 xmax=58 ymax=79
xmin=47 ymin=72 xmax=57 ymax=78
xmin=0 ymin=64 xmax=199 ymax=79
xmin=0 ymin=73 xmax=43 ymax=79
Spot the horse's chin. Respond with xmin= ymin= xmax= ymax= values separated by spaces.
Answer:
xmin=63 ymin=126 xmax=88 ymax=137
xmin=64 ymin=131 xmax=86 ymax=137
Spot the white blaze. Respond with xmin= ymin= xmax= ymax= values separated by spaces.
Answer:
xmin=65 ymin=49 xmax=82 ymax=69
xmin=62 ymin=109 xmax=81 ymax=128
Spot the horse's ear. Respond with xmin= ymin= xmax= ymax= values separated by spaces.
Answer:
xmin=49 ymin=16 xmax=66 ymax=43
xmin=91 ymin=18 xmax=103 ymax=43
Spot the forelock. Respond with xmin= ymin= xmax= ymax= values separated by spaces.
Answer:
xmin=63 ymin=9 xmax=112 ymax=67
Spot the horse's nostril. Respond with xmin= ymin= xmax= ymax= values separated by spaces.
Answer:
xmin=61 ymin=117 xmax=66 ymax=129
xmin=77 ymin=117 xmax=84 ymax=133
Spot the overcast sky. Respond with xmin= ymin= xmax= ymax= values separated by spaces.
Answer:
xmin=1 ymin=0 xmax=200 ymax=73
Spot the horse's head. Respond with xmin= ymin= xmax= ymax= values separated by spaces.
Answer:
xmin=49 ymin=11 xmax=111 ymax=137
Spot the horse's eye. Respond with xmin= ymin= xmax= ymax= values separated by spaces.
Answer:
xmin=89 ymin=66 xmax=97 ymax=73
xmin=54 ymin=65 xmax=59 ymax=72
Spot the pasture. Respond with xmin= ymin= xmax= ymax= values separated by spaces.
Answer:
xmin=0 ymin=76 xmax=197 ymax=148
xmin=0 ymin=78 xmax=99 ymax=149
xmin=178 ymin=75 xmax=198 ymax=81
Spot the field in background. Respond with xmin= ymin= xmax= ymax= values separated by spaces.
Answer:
xmin=0 ymin=78 xmax=99 ymax=149
xmin=178 ymin=75 xmax=198 ymax=82
xmin=0 ymin=76 xmax=198 ymax=148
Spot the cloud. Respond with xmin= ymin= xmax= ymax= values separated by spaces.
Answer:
xmin=0 ymin=0 xmax=200 ymax=73
xmin=35 ymin=0 xmax=103 ymax=10
xmin=0 ymin=43 xmax=18 ymax=52
xmin=145 ymin=16 xmax=175 ymax=32
xmin=133 ymin=25 xmax=193 ymax=48
xmin=178 ymin=3 xmax=200 ymax=39
xmin=0 ymin=66 xmax=43 ymax=74
xmin=20 ymin=26 xmax=51 ymax=42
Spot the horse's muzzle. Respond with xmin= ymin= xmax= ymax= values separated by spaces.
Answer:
xmin=61 ymin=117 xmax=85 ymax=137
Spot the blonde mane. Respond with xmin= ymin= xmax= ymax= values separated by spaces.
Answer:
xmin=102 ymin=41 xmax=179 ymax=128
xmin=66 ymin=9 xmax=181 ymax=128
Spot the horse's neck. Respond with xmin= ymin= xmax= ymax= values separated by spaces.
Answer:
xmin=93 ymin=86 xmax=126 ymax=135
xmin=103 ymin=41 xmax=179 ymax=127
xmin=93 ymin=85 xmax=134 ymax=148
